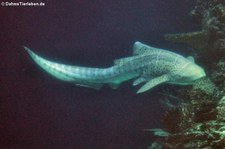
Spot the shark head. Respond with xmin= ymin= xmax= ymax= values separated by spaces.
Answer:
xmin=172 ymin=61 xmax=206 ymax=85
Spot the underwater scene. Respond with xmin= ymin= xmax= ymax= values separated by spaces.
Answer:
xmin=1 ymin=0 xmax=225 ymax=148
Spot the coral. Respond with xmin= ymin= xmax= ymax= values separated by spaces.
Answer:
xmin=211 ymin=61 xmax=225 ymax=90
xmin=162 ymin=103 xmax=194 ymax=133
xmin=165 ymin=0 xmax=225 ymax=63
xmin=145 ymin=129 xmax=170 ymax=137
xmin=148 ymin=1 xmax=225 ymax=147
xmin=193 ymin=77 xmax=217 ymax=95
xmin=149 ymin=94 xmax=225 ymax=148
xmin=164 ymin=31 xmax=209 ymax=49
xmin=148 ymin=62 xmax=225 ymax=148
xmin=217 ymin=96 xmax=225 ymax=120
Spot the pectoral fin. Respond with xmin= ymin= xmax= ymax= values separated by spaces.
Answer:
xmin=133 ymin=77 xmax=146 ymax=86
xmin=136 ymin=75 xmax=169 ymax=94
xmin=187 ymin=56 xmax=195 ymax=63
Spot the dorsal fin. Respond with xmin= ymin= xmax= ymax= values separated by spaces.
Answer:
xmin=114 ymin=41 xmax=159 ymax=65
xmin=133 ymin=41 xmax=158 ymax=55
xmin=114 ymin=57 xmax=134 ymax=65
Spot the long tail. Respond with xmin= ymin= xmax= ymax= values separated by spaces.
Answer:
xmin=24 ymin=47 xmax=107 ymax=89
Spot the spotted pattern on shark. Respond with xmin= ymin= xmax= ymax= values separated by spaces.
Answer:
xmin=24 ymin=41 xmax=206 ymax=93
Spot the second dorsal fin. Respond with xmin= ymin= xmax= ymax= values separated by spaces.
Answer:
xmin=114 ymin=57 xmax=134 ymax=65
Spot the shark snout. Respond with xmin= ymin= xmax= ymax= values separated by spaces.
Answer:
xmin=196 ymin=67 xmax=206 ymax=79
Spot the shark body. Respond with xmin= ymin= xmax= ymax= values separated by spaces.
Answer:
xmin=25 ymin=41 xmax=206 ymax=93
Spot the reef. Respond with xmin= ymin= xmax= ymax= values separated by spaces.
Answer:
xmin=148 ymin=76 xmax=225 ymax=148
xmin=165 ymin=0 xmax=225 ymax=63
xmin=148 ymin=0 xmax=225 ymax=148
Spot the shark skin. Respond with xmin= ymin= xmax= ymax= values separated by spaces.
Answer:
xmin=24 ymin=41 xmax=206 ymax=94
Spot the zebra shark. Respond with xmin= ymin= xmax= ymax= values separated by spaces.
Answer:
xmin=24 ymin=41 xmax=206 ymax=94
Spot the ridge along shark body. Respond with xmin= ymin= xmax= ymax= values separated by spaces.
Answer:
xmin=25 ymin=41 xmax=206 ymax=94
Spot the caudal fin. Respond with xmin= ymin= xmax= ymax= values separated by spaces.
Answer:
xmin=24 ymin=46 xmax=105 ymax=90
